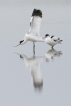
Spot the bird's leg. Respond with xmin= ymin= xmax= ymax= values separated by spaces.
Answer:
xmin=51 ymin=46 xmax=54 ymax=49
xmin=33 ymin=42 xmax=35 ymax=57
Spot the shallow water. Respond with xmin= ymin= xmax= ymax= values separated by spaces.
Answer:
xmin=0 ymin=2 xmax=71 ymax=106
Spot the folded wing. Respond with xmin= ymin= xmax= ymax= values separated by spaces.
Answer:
xmin=51 ymin=35 xmax=60 ymax=41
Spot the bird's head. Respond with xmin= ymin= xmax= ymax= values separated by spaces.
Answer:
xmin=43 ymin=34 xmax=50 ymax=39
xmin=14 ymin=33 xmax=28 ymax=47
xmin=19 ymin=40 xmax=24 ymax=45
xmin=45 ymin=34 xmax=50 ymax=37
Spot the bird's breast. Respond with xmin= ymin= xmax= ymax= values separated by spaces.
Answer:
xmin=45 ymin=38 xmax=56 ymax=46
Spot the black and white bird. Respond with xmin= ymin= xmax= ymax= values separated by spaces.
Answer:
xmin=43 ymin=34 xmax=63 ymax=48
xmin=15 ymin=9 xmax=44 ymax=55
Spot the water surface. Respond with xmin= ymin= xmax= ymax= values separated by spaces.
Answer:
xmin=0 ymin=2 xmax=71 ymax=106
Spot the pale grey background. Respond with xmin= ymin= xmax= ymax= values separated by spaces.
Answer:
xmin=0 ymin=0 xmax=71 ymax=106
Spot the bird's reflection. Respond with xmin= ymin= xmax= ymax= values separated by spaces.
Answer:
xmin=45 ymin=48 xmax=62 ymax=62
xmin=16 ymin=53 xmax=44 ymax=91
xmin=15 ymin=48 xmax=62 ymax=91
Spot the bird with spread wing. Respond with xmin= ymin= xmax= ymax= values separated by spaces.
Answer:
xmin=15 ymin=9 xmax=44 ymax=55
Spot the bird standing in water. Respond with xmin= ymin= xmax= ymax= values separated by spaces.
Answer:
xmin=43 ymin=34 xmax=63 ymax=48
xmin=15 ymin=9 xmax=44 ymax=56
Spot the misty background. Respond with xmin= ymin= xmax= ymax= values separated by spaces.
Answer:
xmin=0 ymin=0 xmax=71 ymax=106
xmin=0 ymin=0 xmax=71 ymax=5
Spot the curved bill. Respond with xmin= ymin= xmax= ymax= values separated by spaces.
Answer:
xmin=13 ymin=43 xmax=20 ymax=47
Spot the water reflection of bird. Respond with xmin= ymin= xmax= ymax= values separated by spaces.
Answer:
xmin=16 ymin=53 xmax=44 ymax=91
xmin=45 ymin=48 xmax=62 ymax=61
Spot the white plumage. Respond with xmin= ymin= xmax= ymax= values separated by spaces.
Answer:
xmin=15 ymin=9 xmax=63 ymax=51
xmin=15 ymin=9 xmax=43 ymax=47
xmin=30 ymin=16 xmax=42 ymax=37
xmin=44 ymin=34 xmax=63 ymax=48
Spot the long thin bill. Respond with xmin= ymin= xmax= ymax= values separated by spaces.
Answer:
xmin=13 ymin=44 xmax=20 ymax=47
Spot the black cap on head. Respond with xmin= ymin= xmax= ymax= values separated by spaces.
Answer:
xmin=45 ymin=34 xmax=50 ymax=37
xmin=20 ymin=40 xmax=24 ymax=44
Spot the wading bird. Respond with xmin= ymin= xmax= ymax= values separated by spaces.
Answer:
xmin=14 ymin=9 xmax=44 ymax=55
xmin=43 ymin=34 xmax=63 ymax=48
